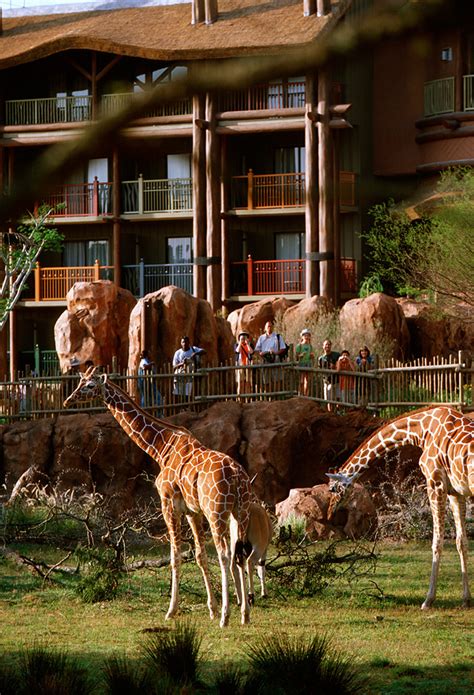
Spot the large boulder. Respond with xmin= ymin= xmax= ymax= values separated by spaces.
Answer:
xmin=127 ymin=286 xmax=234 ymax=373
xmin=397 ymin=298 xmax=474 ymax=359
xmin=227 ymin=296 xmax=296 ymax=343
xmin=339 ymin=293 xmax=410 ymax=361
xmin=54 ymin=281 xmax=136 ymax=372
xmin=275 ymin=483 xmax=377 ymax=539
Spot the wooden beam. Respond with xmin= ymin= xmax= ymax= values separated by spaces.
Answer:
xmin=112 ymin=147 xmax=121 ymax=288
xmin=193 ymin=93 xmax=207 ymax=299
xmin=96 ymin=55 xmax=122 ymax=82
xmin=305 ymin=74 xmax=319 ymax=298
xmin=67 ymin=57 xmax=91 ymax=82
xmin=318 ymin=67 xmax=335 ymax=304
xmin=206 ymin=93 xmax=221 ymax=311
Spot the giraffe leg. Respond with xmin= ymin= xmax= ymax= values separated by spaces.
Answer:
xmin=186 ymin=513 xmax=218 ymax=620
xmin=246 ymin=548 xmax=257 ymax=606
xmin=161 ymin=497 xmax=182 ymax=621
xmin=210 ymin=521 xmax=232 ymax=628
xmin=422 ymin=483 xmax=447 ymax=610
xmin=229 ymin=532 xmax=251 ymax=625
xmin=257 ymin=555 xmax=268 ymax=599
xmin=448 ymin=495 xmax=471 ymax=608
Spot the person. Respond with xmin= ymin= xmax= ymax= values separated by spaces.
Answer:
xmin=356 ymin=345 xmax=374 ymax=406
xmin=234 ymin=331 xmax=254 ymax=398
xmin=318 ymin=339 xmax=340 ymax=411
xmin=295 ymin=328 xmax=315 ymax=396
xmin=336 ymin=349 xmax=356 ymax=405
xmin=173 ymin=336 xmax=206 ymax=401
xmin=255 ymin=320 xmax=287 ymax=394
xmin=138 ymin=349 xmax=163 ymax=412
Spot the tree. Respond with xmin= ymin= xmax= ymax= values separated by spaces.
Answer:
xmin=0 ymin=205 xmax=63 ymax=330
xmin=360 ymin=167 xmax=474 ymax=316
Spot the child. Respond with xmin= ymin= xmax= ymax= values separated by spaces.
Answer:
xmin=295 ymin=328 xmax=315 ymax=396
xmin=336 ymin=349 xmax=356 ymax=404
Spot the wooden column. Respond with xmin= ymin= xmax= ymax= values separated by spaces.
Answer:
xmin=318 ymin=67 xmax=335 ymax=303
xmin=206 ymin=93 xmax=221 ymax=312
xmin=303 ymin=0 xmax=316 ymax=15
xmin=192 ymin=0 xmax=205 ymax=24
xmin=205 ymin=0 xmax=217 ymax=24
xmin=220 ymin=136 xmax=230 ymax=308
xmin=91 ymin=52 xmax=98 ymax=121
xmin=305 ymin=74 xmax=319 ymax=297
xmin=193 ymin=93 xmax=207 ymax=299
xmin=317 ymin=0 xmax=331 ymax=15
xmin=332 ymin=130 xmax=341 ymax=306
xmin=9 ymin=307 xmax=16 ymax=380
xmin=112 ymin=146 xmax=121 ymax=288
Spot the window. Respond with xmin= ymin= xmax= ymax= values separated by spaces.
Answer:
xmin=275 ymin=233 xmax=305 ymax=260
xmin=64 ymin=240 xmax=109 ymax=267
xmin=167 ymin=237 xmax=192 ymax=263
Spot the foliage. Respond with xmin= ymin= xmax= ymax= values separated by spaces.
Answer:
xmin=75 ymin=545 xmax=122 ymax=603
xmin=244 ymin=632 xmax=368 ymax=695
xmin=141 ymin=621 xmax=203 ymax=689
xmin=0 ymin=204 xmax=64 ymax=331
xmin=358 ymin=273 xmax=384 ymax=298
xmin=15 ymin=644 xmax=93 ymax=695
xmin=275 ymin=511 xmax=308 ymax=545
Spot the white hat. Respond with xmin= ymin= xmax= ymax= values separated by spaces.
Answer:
xmin=300 ymin=328 xmax=311 ymax=337
xmin=69 ymin=357 xmax=80 ymax=367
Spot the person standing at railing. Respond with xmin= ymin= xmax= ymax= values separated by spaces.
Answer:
xmin=356 ymin=345 xmax=374 ymax=406
xmin=318 ymin=339 xmax=340 ymax=411
xmin=173 ymin=337 xmax=206 ymax=402
xmin=295 ymin=328 xmax=315 ymax=396
xmin=255 ymin=320 xmax=287 ymax=394
xmin=138 ymin=349 xmax=163 ymax=413
xmin=336 ymin=350 xmax=356 ymax=406
xmin=234 ymin=331 xmax=254 ymax=398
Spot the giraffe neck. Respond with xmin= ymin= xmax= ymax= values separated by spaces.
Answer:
xmin=341 ymin=411 xmax=430 ymax=483
xmin=101 ymin=380 xmax=187 ymax=466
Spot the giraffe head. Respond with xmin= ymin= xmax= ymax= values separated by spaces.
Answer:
xmin=326 ymin=471 xmax=353 ymax=519
xmin=63 ymin=367 xmax=106 ymax=408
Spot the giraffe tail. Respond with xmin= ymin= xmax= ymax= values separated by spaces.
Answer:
xmin=234 ymin=539 xmax=252 ymax=567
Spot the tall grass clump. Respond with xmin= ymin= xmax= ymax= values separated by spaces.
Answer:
xmin=141 ymin=621 xmax=203 ymax=689
xmin=244 ymin=633 xmax=368 ymax=695
xmin=101 ymin=655 xmax=173 ymax=695
xmin=17 ymin=644 xmax=93 ymax=695
xmin=275 ymin=511 xmax=308 ymax=544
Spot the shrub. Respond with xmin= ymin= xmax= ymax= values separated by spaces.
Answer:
xmin=141 ymin=621 xmax=203 ymax=689
xmin=19 ymin=644 xmax=93 ymax=695
xmin=75 ymin=545 xmax=122 ymax=603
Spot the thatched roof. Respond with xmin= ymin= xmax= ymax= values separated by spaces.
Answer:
xmin=0 ymin=0 xmax=348 ymax=68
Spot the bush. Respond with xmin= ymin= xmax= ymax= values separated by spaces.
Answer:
xmin=141 ymin=621 xmax=203 ymax=689
xmin=75 ymin=545 xmax=122 ymax=603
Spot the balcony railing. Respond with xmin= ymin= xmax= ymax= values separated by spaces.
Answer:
xmin=40 ymin=179 xmax=113 ymax=217
xmin=122 ymin=176 xmax=193 ymax=214
xmin=5 ymin=95 xmax=93 ymax=126
xmin=423 ymin=77 xmax=455 ymax=117
xmin=231 ymin=171 xmax=356 ymax=210
xmin=218 ymin=80 xmax=306 ymax=112
xmin=30 ymin=262 xmax=114 ymax=301
xmin=230 ymin=256 xmax=357 ymax=295
xmin=100 ymin=92 xmax=192 ymax=119
xmin=122 ymin=261 xmax=193 ymax=297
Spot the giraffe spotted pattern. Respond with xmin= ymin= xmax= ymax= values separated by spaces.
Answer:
xmin=64 ymin=368 xmax=252 ymax=627
xmin=327 ymin=406 xmax=473 ymax=609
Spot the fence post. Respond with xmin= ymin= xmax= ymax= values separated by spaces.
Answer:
xmin=372 ymin=354 xmax=380 ymax=414
xmin=458 ymin=349 xmax=465 ymax=408
xmin=34 ymin=262 xmax=41 ymax=301
xmin=139 ymin=258 xmax=145 ymax=297
xmin=34 ymin=344 xmax=40 ymax=376
xmin=92 ymin=176 xmax=99 ymax=216
xmin=94 ymin=259 xmax=100 ymax=281
xmin=247 ymin=169 xmax=254 ymax=209
xmin=138 ymin=174 xmax=144 ymax=215
xmin=247 ymin=255 xmax=253 ymax=295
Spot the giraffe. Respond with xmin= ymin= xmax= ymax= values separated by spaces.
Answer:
xmin=327 ymin=406 xmax=473 ymax=609
xmin=63 ymin=368 xmax=252 ymax=627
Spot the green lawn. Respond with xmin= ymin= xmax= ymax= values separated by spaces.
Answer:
xmin=0 ymin=541 xmax=472 ymax=694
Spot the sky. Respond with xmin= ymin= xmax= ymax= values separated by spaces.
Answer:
xmin=0 ymin=0 xmax=187 ymax=15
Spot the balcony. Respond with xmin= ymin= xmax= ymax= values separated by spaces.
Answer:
xmin=5 ymin=95 xmax=92 ymax=126
xmin=100 ymin=92 xmax=192 ymax=119
xmin=423 ymin=74 xmax=474 ymax=117
xmin=231 ymin=171 xmax=357 ymax=210
xmin=218 ymin=80 xmax=306 ymax=112
xmin=122 ymin=176 xmax=193 ymax=215
xmin=122 ymin=261 xmax=193 ymax=297
xmin=30 ymin=262 xmax=114 ymax=301
xmin=40 ymin=179 xmax=113 ymax=218
xmin=230 ymin=257 xmax=357 ymax=296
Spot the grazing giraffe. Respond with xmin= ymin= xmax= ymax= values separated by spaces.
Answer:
xmin=327 ymin=406 xmax=473 ymax=609
xmin=63 ymin=368 xmax=252 ymax=627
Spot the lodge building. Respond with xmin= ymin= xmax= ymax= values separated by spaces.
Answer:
xmin=0 ymin=0 xmax=470 ymax=375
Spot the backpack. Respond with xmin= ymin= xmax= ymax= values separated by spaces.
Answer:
xmin=277 ymin=334 xmax=290 ymax=361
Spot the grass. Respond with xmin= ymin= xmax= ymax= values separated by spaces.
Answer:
xmin=0 ymin=540 xmax=472 ymax=694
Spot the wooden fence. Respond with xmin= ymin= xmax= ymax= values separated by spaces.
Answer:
xmin=0 ymin=353 xmax=472 ymax=423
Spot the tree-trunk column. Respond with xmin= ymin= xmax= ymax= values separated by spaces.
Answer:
xmin=206 ymin=93 xmax=221 ymax=312
xmin=318 ymin=67 xmax=335 ymax=303
xmin=112 ymin=146 xmax=121 ymax=288
xmin=220 ymin=136 xmax=230 ymax=309
xmin=193 ymin=93 xmax=207 ymax=299
xmin=305 ymin=74 xmax=319 ymax=297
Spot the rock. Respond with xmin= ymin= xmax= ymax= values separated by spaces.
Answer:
xmin=1 ymin=419 xmax=53 ymax=492
xmin=282 ymin=295 xmax=333 ymax=338
xmin=275 ymin=483 xmax=377 ymax=539
xmin=127 ymin=286 xmax=235 ymax=374
xmin=397 ymin=298 xmax=474 ymax=359
xmin=54 ymin=281 xmax=136 ymax=372
xmin=339 ymin=292 xmax=410 ymax=361
xmin=227 ymin=296 xmax=296 ymax=342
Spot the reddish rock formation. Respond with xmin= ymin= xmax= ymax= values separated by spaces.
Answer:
xmin=227 ymin=296 xmax=296 ymax=343
xmin=339 ymin=292 xmax=411 ymax=361
xmin=275 ymin=483 xmax=377 ymax=540
xmin=127 ymin=286 xmax=235 ymax=373
xmin=397 ymin=298 xmax=474 ymax=359
xmin=282 ymin=295 xmax=333 ymax=338
xmin=54 ymin=281 xmax=136 ymax=372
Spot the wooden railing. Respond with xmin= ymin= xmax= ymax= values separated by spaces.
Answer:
xmin=423 ymin=77 xmax=455 ymax=116
xmin=218 ymin=80 xmax=306 ymax=112
xmin=5 ymin=95 xmax=92 ymax=125
xmin=463 ymin=74 xmax=474 ymax=111
xmin=100 ymin=93 xmax=192 ymax=118
xmin=30 ymin=261 xmax=114 ymax=301
xmin=122 ymin=176 xmax=193 ymax=214
xmin=230 ymin=256 xmax=357 ymax=295
xmin=231 ymin=171 xmax=356 ymax=210
xmin=1 ymin=353 xmax=471 ymax=421
xmin=40 ymin=179 xmax=113 ymax=217
xmin=122 ymin=261 xmax=193 ymax=297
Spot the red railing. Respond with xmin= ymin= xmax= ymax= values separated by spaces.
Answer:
xmin=39 ymin=178 xmax=113 ymax=217
xmin=31 ymin=262 xmax=114 ymax=301
xmin=230 ymin=257 xmax=357 ymax=295
xmin=231 ymin=171 xmax=356 ymax=210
